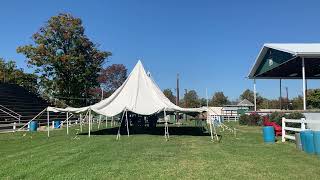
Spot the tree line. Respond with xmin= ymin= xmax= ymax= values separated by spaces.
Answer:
xmin=163 ymin=88 xmax=320 ymax=110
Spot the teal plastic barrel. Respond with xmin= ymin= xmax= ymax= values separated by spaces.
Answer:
xmin=300 ymin=130 xmax=315 ymax=154
xmin=54 ymin=120 xmax=61 ymax=129
xmin=263 ymin=126 xmax=275 ymax=143
xmin=313 ymin=131 xmax=320 ymax=155
xmin=29 ymin=121 xmax=38 ymax=132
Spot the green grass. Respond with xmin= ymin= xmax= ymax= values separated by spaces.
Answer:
xmin=1 ymin=122 xmax=320 ymax=179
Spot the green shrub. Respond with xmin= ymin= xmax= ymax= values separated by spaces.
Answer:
xmin=239 ymin=114 xmax=249 ymax=125
xmin=269 ymin=111 xmax=305 ymax=128
xmin=269 ymin=112 xmax=286 ymax=125
xmin=239 ymin=113 xmax=262 ymax=126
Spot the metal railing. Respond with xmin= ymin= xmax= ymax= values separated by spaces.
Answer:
xmin=0 ymin=104 xmax=21 ymax=124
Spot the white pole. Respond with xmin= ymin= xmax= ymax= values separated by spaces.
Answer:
xmin=253 ymin=79 xmax=257 ymax=111
xmin=106 ymin=116 xmax=108 ymax=128
xmin=98 ymin=115 xmax=101 ymax=129
xmin=111 ymin=116 xmax=114 ymax=127
xmin=80 ymin=114 xmax=83 ymax=132
xmin=282 ymin=117 xmax=286 ymax=142
xmin=47 ymin=111 xmax=50 ymax=137
xmin=88 ymin=110 xmax=91 ymax=138
xmin=66 ymin=112 xmax=69 ymax=135
xmin=126 ymin=111 xmax=129 ymax=137
xmin=206 ymin=88 xmax=213 ymax=140
xmin=302 ymin=57 xmax=307 ymax=110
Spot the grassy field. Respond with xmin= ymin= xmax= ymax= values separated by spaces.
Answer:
xmin=0 ymin=122 xmax=320 ymax=180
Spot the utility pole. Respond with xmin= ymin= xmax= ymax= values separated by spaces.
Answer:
xmin=176 ymin=73 xmax=180 ymax=123
xmin=184 ymin=89 xmax=188 ymax=108
xmin=279 ymin=79 xmax=282 ymax=110
xmin=286 ymin=87 xmax=289 ymax=110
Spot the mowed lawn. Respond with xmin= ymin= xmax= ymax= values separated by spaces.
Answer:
xmin=0 ymin=122 xmax=320 ymax=180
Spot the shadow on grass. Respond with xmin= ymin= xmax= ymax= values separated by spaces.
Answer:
xmin=79 ymin=126 xmax=212 ymax=137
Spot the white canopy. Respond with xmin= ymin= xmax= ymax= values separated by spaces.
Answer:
xmin=47 ymin=60 xmax=202 ymax=116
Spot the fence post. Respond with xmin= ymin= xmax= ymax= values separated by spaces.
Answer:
xmin=52 ymin=121 xmax=54 ymax=129
xmin=282 ymin=117 xmax=286 ymax=142
xmin=301 ymin=118 xmax=306 ymax=131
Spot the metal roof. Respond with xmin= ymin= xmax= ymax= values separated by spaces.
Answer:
xmin=248 ymin=43 xmax=320 ymax=79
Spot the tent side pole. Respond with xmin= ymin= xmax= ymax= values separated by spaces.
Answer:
xmin=88 ymin=110 xmax=91 ymax=138
xmin=80 ymin=114 xmax=83 ymax=132
xmin=67 ymin=112 xmax=69 ymax=135
xmin=47 ymin=111 xmax=50 ymax=137
xmin=106 ymin=116 xmax=108 ymax=128
xmin=126 ymin=111 xmax=129 ymax=137
xmin=116 ymin=111 xmax=126 ymax=140
xmin=98 ymin=115 xmax=101 ymax=130
xmin=164 ymin=110 xmax=169 ymax=140
xmin=208 ymin=116 xmax=213 ymax=141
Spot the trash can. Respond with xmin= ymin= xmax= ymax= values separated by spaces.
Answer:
xmin=263 ymin=126 xmax=275 ymax=144
xmin=300 ymin=130 xmax=315 ymax=154
xmin=295 ymin=133 xmax=302 ymax=151
xmin=29 ymin=121 xmax=38 ymax=132
xmin=54 ymin=120 xmax=61 ymax=129
xmin=313 ymin=131 xmax=320 ymax=155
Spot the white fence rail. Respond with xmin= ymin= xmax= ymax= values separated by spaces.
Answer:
xmin=282 ymin=117 xmax=320 ymax=142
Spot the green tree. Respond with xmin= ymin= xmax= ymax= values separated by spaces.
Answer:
xmin=17 ymin=13 xmax=111 ymax=107
xmin=210 ymin=91 xmax=229 ymax=106
xmin=307 ymin=89 xmax=320 ymax=109
xmin=183 ymin=90 xmax=199 ymax=108
xmin=0 ymin=58 xmax=39 ymax=94
xmin=163 ymin=88 xmax=176 ymax=104
xmin=291 ymin=96 xmax=303 ymax=110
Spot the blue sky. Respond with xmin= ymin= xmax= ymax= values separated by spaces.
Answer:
xmin=1 ymin=0 xmax=320 ymax=100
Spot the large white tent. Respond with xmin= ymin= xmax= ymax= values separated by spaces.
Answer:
xmin=47 ymin=60 xmax=201 ymax=116
xmin=46 ymin=60 xmax=204 ymax=139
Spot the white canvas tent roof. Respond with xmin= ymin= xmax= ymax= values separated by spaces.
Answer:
xmin=47 ymin=60 xmax=202 ymax=116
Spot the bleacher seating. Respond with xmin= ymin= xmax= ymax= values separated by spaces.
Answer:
xmin=0 ymin=83 xmax=72 ymax=132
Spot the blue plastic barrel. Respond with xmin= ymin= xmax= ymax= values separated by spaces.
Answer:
xmin=29 ymin=121 xmax=38 ymax=132
xmin=313 ymin=131 xmax=320 ymax=155
xmin=263 ymin=126 xmax=275 ymax=143
xmin=54 ymin=120 xmax=61 ymax=129
xmin=300 ymin=130 xmax=315 ymax=154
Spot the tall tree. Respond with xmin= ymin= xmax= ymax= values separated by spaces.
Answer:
xmin=163 ymin=88 xmax=176 ymax=103
xmin=183 ymin=90 xmax=199 ymax=108
xmin=210 ymin=91 xmax=229 ymax=106
xmin=240 ymin=89 xmax=264 ymax=108
xmin=17 ymin=13 xmax=111 ymax=107
xmin=91 ymin=64 xmax=127 ymax=100
xmin=98 ymin=64 xmax=127 ymax=94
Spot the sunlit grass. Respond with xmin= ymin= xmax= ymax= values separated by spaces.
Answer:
xmin=0 ymin=121 xmax=319 ymax=179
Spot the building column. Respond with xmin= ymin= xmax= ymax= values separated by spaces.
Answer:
xmin=302 ymin=57 xmax=307 ymax=110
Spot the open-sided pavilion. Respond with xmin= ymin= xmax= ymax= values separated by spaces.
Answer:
xmin=248 ymin=43 xmax=320 ymax=111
